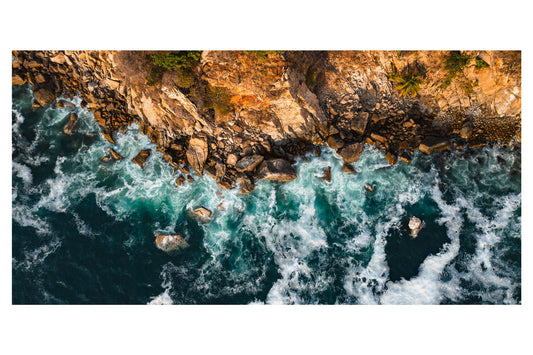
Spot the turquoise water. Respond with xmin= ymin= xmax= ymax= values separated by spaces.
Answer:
xmin=12 ymin=84 xmax=521 ymax=304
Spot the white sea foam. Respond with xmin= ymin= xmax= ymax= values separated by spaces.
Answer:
xmin=14 ymin=238 xmax=62 ymax=271
xmin=13 ymin=162 xmax=33 ymax=186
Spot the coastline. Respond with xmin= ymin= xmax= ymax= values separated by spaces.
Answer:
xmin=12 ymin=50 xmax=521 ymax=193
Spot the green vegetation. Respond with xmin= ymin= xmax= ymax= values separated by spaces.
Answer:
xmin=441 ymin=51 xmax=473 ymax=88
xmin=463 ymin=79 xmax=478 ymax=95
xmin=151 ymin=51 xmax=202 ymax=71
xmin=389 ymin=66 xmax=423 ymax=97
xmin=147 ymin=51 xmax=201 ymax=87
xmin=475 ymin=56 xmax=490 ymax=69
xmin=245 ymin=51 xmax=285 ymax=61
xmin=205 ymin=85 xmax=233 ymax=115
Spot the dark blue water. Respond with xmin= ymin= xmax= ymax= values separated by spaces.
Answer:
xmin=12 ymin=84 xmax=521 ymax=304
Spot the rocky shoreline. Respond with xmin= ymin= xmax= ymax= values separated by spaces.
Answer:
xmin=12 ymin=50 xmax=521 ymax=194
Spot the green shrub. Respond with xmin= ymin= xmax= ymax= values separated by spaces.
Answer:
xmin=245 ymin=50 xmax=285 ymax=61
xmin=146 ymin=66 xmax=164 ymax=86
xmin=151 ymin=51 xmax=202 ymax=71
xmin=475 ymin=56 xmax=490 ymax=69
xmin=444 ymin=51 xmax=472 ymax=73
xmin=389 ymin=67 xmax=423 ymax=97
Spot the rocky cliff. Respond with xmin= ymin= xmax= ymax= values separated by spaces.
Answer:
xmin=12 ymin=50 xmax=521 ymax=192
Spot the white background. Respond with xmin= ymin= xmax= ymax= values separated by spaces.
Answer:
xmin=1 ymin=1 xmax=530 ymax=354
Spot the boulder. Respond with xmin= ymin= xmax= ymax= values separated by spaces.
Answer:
xmin=176 ymin=175 xmax=186 ymax=186
xmin=419 ymin=136 xmax=450 ymax=154
xmin=256 ymin=159 xmax=297 ymax=182
xmin=400 ymin=152 xmax=412 ymax=164
xmin=62 ymin=113 xmax=78 ymax=135
xmin=342 ymin=163 xmax=355 ymax=173
xmin=322 ymin=166 xmax=331 ymax=182
xmin=338 ymin=142 xmax=364 ymax=163
xmin=351 ymin=112 xmax=369 ymax=135
xmin=50 ymin=53 xmax=68 ymax=65
xmin=235 ymin=154 xmax=264 ymax=173
xmin=226 ymin=153 xmax=238 ymax=166
xmin=109 ymin=148 xmax=123 ymax=160
xmin=155 ymin=234 xmax=189 ymax=253
xmin=460 ymin=121 xmax=474 ymax=139
xmin=237 ymin=175 xmax=255 ymax=194
xmin=408 ymin=216 xmax=423 ymax=238
xmin=370 ymin=133 xmax=387 ymax=144
xmin=101 ymin=129 xmax=116 ymax=144
xmin=33 ymin=87 xmax=55 ymax=107
xmin=189 ymin=206 xmax=212 ymax=223
xmin=365 ymin=183 xmax=374 ymax=192
xmin=215 ymin=162 xmax=226 ymax=179
xmin=132 ymin=149 xmax=151 ymax=168
xmin=12 ymin=74 xmax=26 ymax=86
xmin=217 ymin=178 xmax=232 ymax=190
xmin=315 ymin=146 xmax=321 ymax=156
xmin=56 ymin=100 xmax=76 ymax=110
xmin=385 ymin=151 xmax=397 ymax=165
xmin=327 ymin=134 xmax=344 ymax=149
xmin=186 ymin=136 xmax=208 ymax=175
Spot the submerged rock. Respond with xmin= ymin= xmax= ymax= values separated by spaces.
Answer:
xmin=155 ymin=234 xmax=189 ymax=253
xmin=235 ymin=155 xmax=264 ymax=173
xmin=132 ymin=149 xmax=151 ymax=168
xmin=256 ymin=159 xmax=297 ymax=182
xmin=62 ymin=113 xmax=78 ymax=135
xmin=189 ymin=206 xmax=212 ymax=223
xmin=342 ymin=163 xmax=355 ymax=173
xmin=175 ymin=175 xmax=186 ymax=186
xmin=322 ymin=166 xmax=331 ymax=182
xmin=408 ymin=216 xmax=424 ymax=238
xmin=365 ymin=183 xmax=374 ymax=192
xmin=237 ymin=175 xmax=255 ymax=194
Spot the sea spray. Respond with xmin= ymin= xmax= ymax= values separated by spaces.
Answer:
xmin=12 ymin=85 xmax=521 ymax=304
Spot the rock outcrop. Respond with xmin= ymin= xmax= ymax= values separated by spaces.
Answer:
xmin=132 ymin=149 xmax=151 ymax=168
xmin=155 ymin=234 xmax=189 ymax=253
xmin=62 ymin=113 xmax=78 ymax=135
xmin=256 ymin=159 xmax=297 ymax=182
xmin=11 ymin=50 xmax=521 ymax=191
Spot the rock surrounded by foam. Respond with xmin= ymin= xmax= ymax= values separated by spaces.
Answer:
xmin=256 ymin=159 xmax=297 ymax=182
xmin=155 ymin=234 xmax=189 ymax=253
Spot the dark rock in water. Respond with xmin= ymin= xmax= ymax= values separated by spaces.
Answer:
xmin=400 ymin=152 xmax=412 ymax=164
xmin=187 ymin=175 xmax=194 ymax=182
xmin=256 ymin=159 xmax=297 ymax=182
xmin=63 ymin=113 xmax=78 ymax=135
xmin=33 ymin=87 xmax=55 ymax=107
xmin=476 ymin=157 xmax=484 ymax=166
xmin=181 ymin=165 xmax=190 ymax=174
xmin=101 ymin=129 xmax=116 ymax=144
xmin=132 ymin=149 xmax=151 ymax=168
xmin=419 ymin=136 xmax=450 ymax=154
xmin=108 ymin=148 xmax=123 ymax=160
xmin=205 ymin=166 xmax=218 ymax=181
xmin=189 ymin=206 xmax=212 ymax=223
xmin=101 ymin=155 xmax=111 ymax=162
xmin=315 ymin=146 xmax=322 ymax=157
xmin=365 ymin=183 xmax=374 ymax=192
xmin=217 ymin=178 xmax=232 ymax=190
xmin=385 ymin=151 xmax=397 ymax=165
xmin=497 ymin=156 xmax=506 ymax=165
xmin=338 ymin=142 xmax=364 ymax=163
xmin=323 ymin=166 xmax=331 ymax=182
xmin=342 ymin=163 xmax=355 ymax=173
xmin=56 ymin=99 xmax=76 ymax=110
xmin=155 ymin=234 xmax=189 ymax=253
xmin=327 ymin=134 xmax=344 ymax=149
xmin=175 ymin=175 xmax=186 ymax=186
xmin=235 ymin=154 xmax=264 ymax=173
xmin=237 ymin=175 xmax=255 ymax=194
xmin=408 ymin=216 xmax=424 ymax=238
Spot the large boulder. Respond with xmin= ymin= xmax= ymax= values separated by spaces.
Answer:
xmin=132 ymin=149 xmax=151 ymax=168
xmin=256 ymin=159 xmax=297 ymax=182
xmin=155 ymin=234 xmax=189 ymax=253
xmin=351 ymin=112 xmax=369 ymax=135
xmin=338 ymin=142 xmax=364 ymax=163
xmin=186 ymin=136 xmax=208 ymax=175
xmin=235 ymin=155 xmax=264 ymax=173
xmin=236 ymin=175 xmax=255 ymax=194
xmin=62 ymin=113 xmax=78 ymax=135
xmin=12 ymin=74 xmax=26 ymax=86
xmin=408 ymin=216 xmax=423 ymax=238
xmin=327 ymin=134 xmax=344 ymax=149
xmin=189 ymin=206 xmax=212 ymax=223
xmin=33 ymin=87 xmax=55 ymax=107
xmin=419 ymin=136 xmax=450 ymax=154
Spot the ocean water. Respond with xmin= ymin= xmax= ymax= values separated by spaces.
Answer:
xmin=12 ymin=84 xmax=521 ymax=304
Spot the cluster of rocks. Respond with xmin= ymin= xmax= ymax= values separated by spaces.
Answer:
xmin=12 ymin=50 xmax=521 ymax=198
